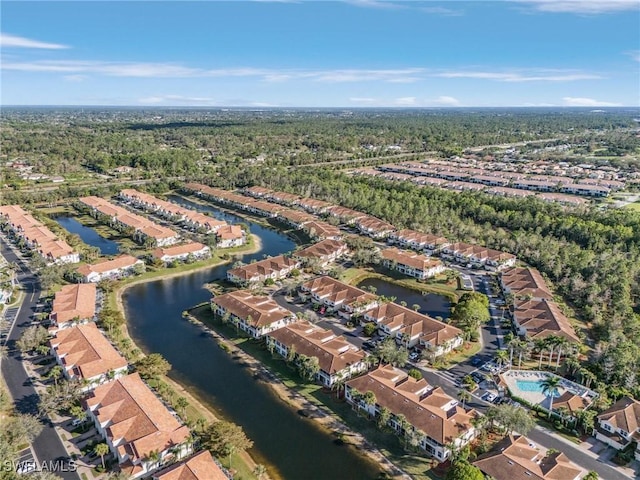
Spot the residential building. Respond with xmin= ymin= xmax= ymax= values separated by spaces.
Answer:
xmin=512 ymin=179 xmax=557 ymax=192
xmin=226 ymin=255 xmax=300 ymax=285
xmin=215 ymin=225 xmax=245 ymax=248
xmin=512 ymin=298 xmax=579 ymax=343
xmin=293 ymin=239 xmax=348 ymax=268
xmin=152 ymin=450 xmax=230 ymax=480
xmin=152 ymin=242 xmax=210 ymax=263
xmin=303 ymin=221 xmax=342 ymax=241
xmin=325 ymin=205 xmax=366 ymax=225
xmin=211 ymin=290 xmax=295 ymax=338
xmin=595 ymin=396 xmax=640 ymax=460
xmin=0 ymin=205 xmax=79 ymax=264
xmin=354 ymin=216 xmax=396 ymax=239
xmin=120 ymin=189 xmax=228 ymax=233
xmin=269 ymin=191 xmax=302 ymax=206
xmin=388 ymin=229 xmax=449 ymax=253
xmin=381 ymin=247 xmax=446 ymax=280
xmin=276 ymin=209 xmax=316 ymax=229
xmin=362 ymin=303 xmax=463 ymax=355
xmin=561 ymin=183 xmax=611 ymax=197
xmin=441 ymin=242 xmax=516 ymax=270
xmin=500 ymin=267 xmax=553 ymax=300
xmin=77 ymin=255 xmax=144 ymax=283
xmin=299 ymin=276 xmax=378 ymax=319
xmin=50 ymin=323 xmax=128 ymax=391
xmin=345 ymin=365 xmax=477 ymax=461
xmin=50 ymin=284 xmax=97 ymax=331
xmin=267 ymin=321 xmax=368 ymax=387
xmin=84 ymin=373 xmax=192 ymax=478
xmin=243 ymin=186 xmax=272 ymax=198
xmin=297 ymin=198 xmax=333 ymax=215
xmin=78 ymin=196 xmax=180 ymax=247
xmin=473 ymin=434 xmax=583 ymax=480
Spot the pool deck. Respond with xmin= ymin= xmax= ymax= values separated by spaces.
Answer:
xmin=500 ymin=370 xmax=597 ymax=411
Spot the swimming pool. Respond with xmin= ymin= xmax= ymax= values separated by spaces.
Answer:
xmin=515 ymin=379 xmax=560 ymax=396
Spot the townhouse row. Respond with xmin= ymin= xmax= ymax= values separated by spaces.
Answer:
xmin=0 ymin=205 xmax=79 ymax=264
xmin=119 ymin=189 xmax=245 ymax=248
xmin=184 ymin=183 xmax=342 ymax=241
xmin=226 ymin=239 xmax=349 ymax=285
xmin=47 ymin=284 xmax=229 ymax=479
xmin=499 ymin=266 xmax=580 ymax=344
xmin=242 ymin=186 xmax=517 ymax=270
xmin=379 ymin=161 xmax=619 ymax=197
xmin=365 ymin=169 xmax=590 ymax=206
xmin=187 ymin=183 xmax=519 ymax=272
xmin=77 ymin=196 xmax=180 ymax=247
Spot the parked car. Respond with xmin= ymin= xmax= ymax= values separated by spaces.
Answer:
xmin=482 ymin=392 xmax=497 ymax=403
xmin=470 ymin=357 xmax=483 ymax=367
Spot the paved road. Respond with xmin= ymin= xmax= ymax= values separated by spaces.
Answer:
xmin=0 ymin=237 xmax=79 ymax=480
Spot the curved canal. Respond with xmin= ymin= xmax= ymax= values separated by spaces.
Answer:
xmin=124 ymin=199 xmax=382 ymax=480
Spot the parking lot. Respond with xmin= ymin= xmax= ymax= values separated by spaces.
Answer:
xmin=15 ymin=447 xmax=38 ymax=474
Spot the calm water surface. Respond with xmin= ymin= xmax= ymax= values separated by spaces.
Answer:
xmin=125 ymin=199 xmax=382 ymax=480
xmin=55 ymin=216 xmax=119 ymax=255
xmin=357 ymin=277 xmax=451 ymax=319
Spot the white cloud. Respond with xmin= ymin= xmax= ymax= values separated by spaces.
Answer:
xmin=431 ymin=96 xmax=461 ymax=106
xmin=421 ymin=6 xmax=464 ymax=16
xmin=562 ymin=97 xmax=621 ymax=106
xmin=312 ymin=68 xmax=424 ymax=83
xmin=435 ymin=70 xmax=602 ymax=82
xmin=394 ymin=97 xmax=417 ymax=106
xmin=0 ymin=33 xmax=69 ymax=49
xmin=515 ymin=0 xmax=639 ymax=14
xmin=1 ymin=60 xmax=425 ymax=83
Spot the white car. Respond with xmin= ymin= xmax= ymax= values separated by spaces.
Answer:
xmin=483 ymin=392 xmax=497 ymax=403
xmin=16 ymin=462 xmax=37 ymax=474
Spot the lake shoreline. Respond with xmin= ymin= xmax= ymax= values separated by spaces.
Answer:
xmin=185 ymin=306 xmax=411 ymax=480
xmin=112 ymin=234 xmax=266 ymax=478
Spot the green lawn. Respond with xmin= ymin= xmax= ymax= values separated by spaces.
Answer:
xmin=625 ymin=201 xmax=640 ymax=212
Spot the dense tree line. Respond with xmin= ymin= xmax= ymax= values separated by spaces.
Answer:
xmin=2 ymin=108 xmax=638 ymax=175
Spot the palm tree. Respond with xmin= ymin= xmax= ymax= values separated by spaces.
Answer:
xmin=48 ymin=365 xmax=63 ymax=386
xmin=457 ymin=390 xmax=471 ymax=409
xmin=94 ymin=443 xmax=110 ymax=470
xmin=540 ymin=376 xmax=562 ymax=418
xmin=505 ymin=333 xmax=516 ymax=365
xmin=534 ymin=338 xmax=548 ymax=369
xmin=517 ymin=341 xmax=532 ymax=369
xmin=145 ymin=449 xmax=160 ymax=469
xmin=553 ymin=337 xmax=570 ymax=370
xmin=495 ymin=349 xmax=509 ymax=368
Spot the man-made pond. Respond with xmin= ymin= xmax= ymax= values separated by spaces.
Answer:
xmin=55 ymin=216 xmax=119 ymax=255
xmin=124 ymin=199 xmax=382 ymax=480
xmin=357 ymin=277 xmax=451 ymax=319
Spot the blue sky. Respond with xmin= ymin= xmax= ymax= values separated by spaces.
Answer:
xmin=1 ymin=1 xmax=639 ymax=107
